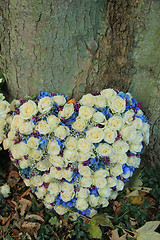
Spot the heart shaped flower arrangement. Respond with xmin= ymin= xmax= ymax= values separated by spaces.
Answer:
xmin=1 ymin=89 xmax=149 ymax=216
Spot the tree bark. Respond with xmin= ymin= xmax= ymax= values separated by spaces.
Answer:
xmin=0 ymin=0 xmax=160 ymax=167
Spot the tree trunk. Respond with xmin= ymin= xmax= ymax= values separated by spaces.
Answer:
xmin=0 ymin=0 xmax=160 ymax=167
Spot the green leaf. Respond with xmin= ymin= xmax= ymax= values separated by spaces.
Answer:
xmin=87 ymin=219 xmax=102 ymax=239
xmin=92 ymin=213 xmax=114 ymax=228
xmin=49 ymin=216 xmax=60 ymax=227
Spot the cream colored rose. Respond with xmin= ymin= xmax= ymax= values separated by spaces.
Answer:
xmin=130 ymin=143 xmax=143 ymax=154
xmin=0 ymin=100 xmax=10 ymax=117
xmin=98 ymin=187 xmax=112 ymax=198
xmin=113 ymin=140 xmax=129 ymax=154
xmin=141 ymin=123 xmax=150 ymax=145
xmin=47 ymin=140 xmax=60 ymax=155
xmin=127 ymin=156 xmax=140 ymax=168
xmin=76 ymin=187 xmax=89 ymax=198
xmin=63 ymin=149 xmax=78 ymax=163
xmin=61 ymin=168 xmax=73 ymax=181
xmin=65 ymin=137 xmax=77 ymax=150
xmin=120 ymin=126 xmax=137 ymax=142
xmin=92 ymin=112 xmax=105 ymax=123
xmin=50 ymin=167 xmax=62 ymax=179
xmin=20 ymin=100 xmax=38 ymax=119
xmin=89 ymin=195 xmax=99 ymax=207
xmin=80 ymin=176 xmax=92 ymax=188
xmin=54 ymin=126 xmax=69 ymax=140
xmin=35 ymin=186 xmax=47 ymax=199
xmin=48 ymin=182 xmax=60 ymax=195
xmin=11 ymin=115 xmax=24 ymax=130
xmin=94 ymin=169 xmax=109 ymax=178
xmin=43 ymin=202 xmax=53 ymax=209
xmin=11 ymin=142 xmax=29 ymax=159
xmin=106 ymin=176 xmax=117 ymax=187
xmin=116 ymin=180 xmax=124 ymax=191
xmin=8 ymin=130 xmax=16 ymax=140
xmin=27 ymin=136 xmax=39 ymax=149
xmin=44 ymin=194 xmax=55 ymax=204
xmin=31 ymin=175 xmax=43 ymax=187
xmin=96 ymin=143 xmax=113 ymax=156
xmin=103 ymin=127 xmax=117 ymax=144
xmin=6 ymin=115 xmax=13 ymax=125
xmin=123 ymin=109 xmax=135 ymax=125
xmin=61 ymin=182 xmax=74 ymax=192
xmin=131 ymin=117 xmax=143 ymax=129
xmin=77 ymin=138 xmax=91 ymax=152
xmin=121 ymin=171 xmax=133 ymax=179
xmin=49 ymin=155 xmax=64 ymax=167
xmin=86 ymin=127 xmax=104 ymax=143
xmin=110 ymin=164 xmax=123 ymax=176
xmin=36 ymin=160 xmax=50 ymax=171
xmin=0 ymin=132 xmax=5 ymax=144
xmin=47 ymin=115 xmax=60 ymax=129
xmin=35 ymin=120 xmax=51 ymax=135
xmin=78 ymin=164 xmax=91 ymax=176
xmin=61 ymin=191 xmax=75 ymax=202
xmin=143 ymin=131 xmax=150 ymax=145
xmin=99 ymin=197 xmax=109 ymax=207
xmin=19 ymin=159 xmax=30 ymax=169
xmin=54 ymin=205 xmax=68 ymax=215
xmin=0 ymin=118 xmax=6 ymax=130
xmin=59 ymin=103 xmax=74 ymax=119
xmin=24 ymin=179 xmax=31 ymax=187
xmin=109 ymin=96 xmax=126 ymax=113
xmin=42 ymin=173 xmax=52 ymax=183
xmin=29 ymin=149 xmax=42 ymax=161
xmin=72 ymin=118 xmax=87 ymax=132
xmin=53 ymin=95 xmax=66 ymax=106
xmin=19 ymin=121 xmax=34 ymax=135
xmin=78 ymin=152 xmax=91 ymax=162
xmin=95 ymin=95 xmax=107 ymax=109
xmin=100 ymin=88 xmax=117 ymax=100
xmin=3 ymin=138 xmax=13 ymax=150
xmin=133 ymin=131 xmax=143 ymax=144
xmin=109 ymin=191 xmax=118 ymax=200
xmin=78 ymin=106 xmax=94 ymax=120
xmin=94 ymin=177 xmax=107 ymax=189
xmin=108 ymin=115 xmax=124 ymax=130
xmin=75 ymin=198 xmax=88 ymax=211
xmin=110 ymin=153 xmax=128 ymax=164
xmin=38 ymin=96 xmax=53 ymax=113
xmin=79 ymin=94 xmax=95 ymax=107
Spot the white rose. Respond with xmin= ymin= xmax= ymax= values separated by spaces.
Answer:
xmin=53 ymin=95 xmax=66 ymax=106
xmin=76 ymin=188 xmax=89 ymax=198
xmin=123 ymin=110 xmax=135 ymax=125
xmin=86 ymin=127 xmax=104 ymax=143
xmin=0 ymin=184 xmax=10 ymax=198
xmin=20 ymin=100 xmax=38 ymax=119
xmin=113 ymin=140 xmax=129 ymax=154
xmin=72 ymin=118 xmax=87 ymax=132
xmin=75 ymin=198 xmax=88 ymax=211
xmin=0 ymin=118 xmax=6 ymax=130
xmin=61 ymin=182 xmax=74 ymax=192
xmin=79 ymin=94 xmax=95 ymax=107
xmin=109 ymin=191 xmax=118 ymax=200
xmin=108 ymin=115 xmax=124 ymax=130
xmin=94 ymin=177 xmax=107 ymax=189
xmin=94 ymin=95 xmax=106 ymax=108
xmin=130 ymin=143 xmax=143 ymax=154
xmin=48 ymin=182 xmax=60 ymax=195
xmin=88 ymin=209 xmax=97 ymax=218
xmin=78 ymin=106 xmax=94 ymax=120
xmin=31 ymin=175 xmax=43 ymax=187
xmin=80 ymin=176 xmax=92 ymax=188
xmin=42 ymin=173 xmax=52 ymax=183
xmin=50 ymin=167 xmax=62 ymax=179
xmin=35 ymin=120 xmax=51 ymax=135
xmin=61 ymin=191 xmax=75 ymax=202
xmin=47 ymin=115 xmax=60 ymax=129
xmin=49 ymin=155 xmax=64 ymax=167
xmin=94 ymin=169 xmax=109 ymax=178
xmin=89 ymin=195 xmax=99 ymax=207
xmin=19 ymin=159 xmax=30 ymax=169
xmin=43 ymin=202 xmax=52 ymax=209
xmin=100 ymin=88 xmax=117 ymax=100
xmin=36 ymin=160 xmax=50 ymax=171
xmin=131 ymin=118 xmax=143 ymax=129
xmin=77 ymin=138 xmax=91 ymax=152
xmin=110 ymin=153 xmax=128 ymax=164
xmin=11 ymin=115 xmax=24 ymax=130
xmin=99 ymin=197 xmax=109 ymax=207
xmin=116 ymin=180 xmax=124 ymax=191
xmin=54 ymin=205 xmax=68 ymax=215
xmin=8 ymin=130 xmax=16 ymax=140
xmin=92 ymin=112 xmax=105 ymax=123
xmin=127 ymin=156 xmax=141 ymax=168
xmin=63 ymin=149 xmax=78 ymax=163
xmin=29 ymin=149 xmax=42 ymax=160
xmin=78 ymin=164 xmax=91 ymax=176
xmin=61 ymin=168 xmax=73 ymax=181
xmin=65 ymin=137 xmax=77 ymax=150
xmin=103 ymin=127 xmax=117 ymax=144
xmin=141 ymin=123 xmax=150 ymax=144
xmin=133 ymin=131 xmax=143 ymax=144
xmin=24 ymin=179 xmax=31 ymax=187
xmin=47 ymin=140 xmax=60 ymax=155
xmin=3 ymin=138 xmax=13 ymax=150
xmin=110 ymin=164 xmax=123 ymax=176
xmin=44 ymin=194 xmax=55 ymax=204
xmin=59 ymin=103 xmax=74 ymax=119
xmin=0 ymin=132 xmax=5 ymax=144
xmin=11 ymin=142 xmax=29 ymax=159
xmin=96 ymin=143 xmax=113 ymax=156
xmin=19 ymin=121 xmax=34 ymax=135
xmin=109 ymin=96 xmax=126 ymax=113
xmin=54 ymin=126 xmax=69 ymax=140
xmin=38 ymin=96 xmax=53 ymax=113
xmin=106 ymin=176 xmax=117 ymax=187
xmin=120 ymin=126 xmax=137 ymax=142
xmin=98 ymin=187 xmax=112 ymax=198
xmin=35 ymin=186 xmax=47 ymax=199
xmin=121 ymin=171 xmax=133 ymax=179
xmin=27 ymin=136 xmax=39 ymax=149
xmin=78 ymin=152 xmax=91 ymax=162
xmin=143 ymin=131 xmax=150 ymax=145
xmin=0 ymin=100 xmax=10 ymax=117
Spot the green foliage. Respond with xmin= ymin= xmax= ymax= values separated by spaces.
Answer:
xmin=71 ymin=217 xmax=92 ymax=240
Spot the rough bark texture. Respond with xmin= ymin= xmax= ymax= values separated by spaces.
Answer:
xmin=0 ymin=0 xmax=160 ymax=167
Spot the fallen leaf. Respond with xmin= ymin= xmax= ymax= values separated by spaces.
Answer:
xmin=88 ymin=219 xmax=102 ymax=239
xmin=7 ymin=170 xmax=20 ymax=187
xmin=127 ymin=191 xmax=147 ymax=206
xmin=0 ymin=216 xmax=8 ymax=225
xmin=92 ymin=213 xmax=114 ymax=228
xmin=113 ymin=201 xmax=122 ymax=214
xmin=109 ymin=229 xmax=127 ymax=240
xmin=25 ymin=214 xmax=44 ymax=222
xmin=17 ymin=221 xmax=40 ymax=236
xmin=18 ymin=187 xmax=31 ymax=200
xmin=19 ymin=198 xmax=32 ymax=216
xmin=126 ymin=189 xmax=139 ymax=198
xmin=136 ymin=221 xmax=160 ymax=240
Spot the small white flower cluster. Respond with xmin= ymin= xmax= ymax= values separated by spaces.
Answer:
xmin=1 ymin=89 xmax=149 ymax=216
xmin=0 ymin=184 xmax=10 ymax=198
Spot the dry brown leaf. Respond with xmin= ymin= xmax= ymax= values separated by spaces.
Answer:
xmin=7 ymin=170 xmax=20 ymax=187
xmin=11 ymin=228 xmax=20 ymax=239
xmin=17 ymin=221 xmax=40 ymax=236
xmin=0 ymin=216 xmax=8 ymax=225
xmin=109 ymin=229 xmax=126 ymax=240
xmin=19 ymin=198 xmax=32 ymax=216
xmin=113 ymin=201 xmax=122 ymax=214
xmin=25 ymin=214 xmax=44 ymax=222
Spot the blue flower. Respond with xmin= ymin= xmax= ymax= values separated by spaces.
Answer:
xmin=37 ymin=91 xmax=52 ymax=100
xmin=39 ymin=138 xmax=48 ymax=151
